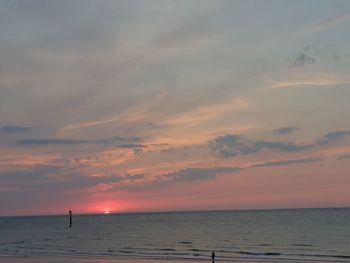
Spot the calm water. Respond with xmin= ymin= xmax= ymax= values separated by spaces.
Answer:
xmin=0 ymin=208 xmax=349 ymax=262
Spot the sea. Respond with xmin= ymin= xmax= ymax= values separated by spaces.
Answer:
xmin=0 ymin=208 xmax=349 ymax=262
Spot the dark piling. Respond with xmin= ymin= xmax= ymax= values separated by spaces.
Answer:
xmin=69 ymin=210 xmax=72 ymax=227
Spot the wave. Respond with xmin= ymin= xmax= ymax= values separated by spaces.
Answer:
xmin=188 ymin=248 xmax=210 ymax=252
xmin=0 ymin=240 xmax=26 ymax=245
xmin=235 ymin=251 xmax=282 ymax=256
xmin=232 ymin=250 xmax=350 ymax=261
xmin=291 ymin=243 xmax=314 ymax=247
xmin=2 ymin=246 xmax=350 ymax=262
xmin=1 ymin=209 xmax=350 ymax=262
xmin=178 ymin=241 xmax=192 ymax=244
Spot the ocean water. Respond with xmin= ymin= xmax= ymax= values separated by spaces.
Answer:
xmin=0 ymin=208 xmax=349 ymax=262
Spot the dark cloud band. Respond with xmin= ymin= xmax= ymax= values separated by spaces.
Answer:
xmin=2 ymin=126 xmax=31 ymax=133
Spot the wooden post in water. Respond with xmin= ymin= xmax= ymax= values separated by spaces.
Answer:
xmin=69 ymin=210 xmax=72 ymax=227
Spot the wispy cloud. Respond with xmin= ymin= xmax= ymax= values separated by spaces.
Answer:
xmin=292 ymin=53 xmax=316 ymax=67
xmin=117 ymin=156 xmax=322 ymax=191
xmin=160 ymin=97 xmax=251 ymax=127
xmin=317 ymin=130 xmax=350 ymax=145
xmin=266 ymin=79 xmax=350 ymax=89
xmin=15 ymin=138 xmax=88 ymax=146
xmin=157 ymin=166 xmax=242 ymax=183
xmin=309 ymin=10 xmax=350 ymax=32
xmin=208 ymin=134 xmax=310 ymax=158
xmin=271 ymin=127 xmax=299 ymax=136
xmin=96 ymin=136 xmax=141 ymax=144
xmin=59 ymin=115 xmax=126 ymax=133
xmin=116 ymin=144 xmax=147 ymax=148
xmin=0 ymin=165 xmax=145 ymax=190
xmin=2 ymin=126 xmax=31 ymax=133
xmin=208 ymin=130 xmax=350 ymax=158
xmin=1 ymin=154 xmax=322 ymax=194
xmin=15 ymin=136 xmax=141 ymax=146
xmin=133 ymin=148 xmax=143 ymax=155
xmin=250 ymin=157 xmax=321 ymax=168
xmin=337 ymin=153 xmax=350 ymax=160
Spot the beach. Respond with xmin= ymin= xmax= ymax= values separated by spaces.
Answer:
xmin=0 ymin=258 xmax=319 ymax=263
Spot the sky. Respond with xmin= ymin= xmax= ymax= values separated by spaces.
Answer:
xmin=1 ymin=0 xmax=350 ymax=216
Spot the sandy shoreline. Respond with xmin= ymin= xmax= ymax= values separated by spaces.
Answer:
xmin=0 ymin=256 xmax=323 ymax=263
xmin=0 ymin=258 xmax=258 ymax=263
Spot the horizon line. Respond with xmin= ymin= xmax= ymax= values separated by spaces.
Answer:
xmin=1 ymin=205 xmax=349 ymax=218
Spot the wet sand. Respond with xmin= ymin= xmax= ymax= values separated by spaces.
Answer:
xmin=0 ymin=257 xmax=319 ymax=263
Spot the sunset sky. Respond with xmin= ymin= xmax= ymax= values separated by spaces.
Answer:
xmin=1 ymin=0 xmax=350 ymax=216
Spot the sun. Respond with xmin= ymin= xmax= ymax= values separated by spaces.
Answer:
xmin=104 ymin=209 xmax=111 ymax=214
